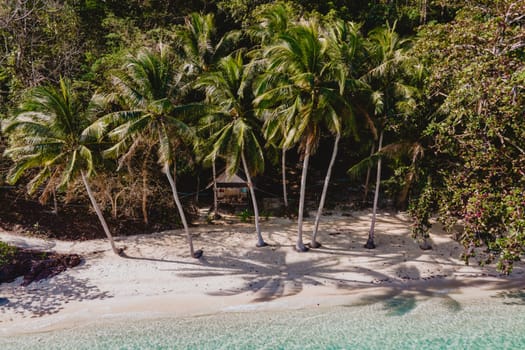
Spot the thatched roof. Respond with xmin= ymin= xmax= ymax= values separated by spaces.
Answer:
xmin=207 ymin=171 xmax=247 ymax=188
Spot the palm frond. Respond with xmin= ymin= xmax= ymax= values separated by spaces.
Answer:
xmin=347 ymin=153 xmax=381 ymax=179
xmin=58 ymin=150 xmax=77 ymax=190
xmin=27 ymin=167 xmax=51 ymax=195
xmin=6 ymin=154 xmax=44 ymax=184
xmin=79 ymin=145 xmax=94 ymax=176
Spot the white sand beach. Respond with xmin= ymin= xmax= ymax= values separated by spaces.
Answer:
xmin=1 ymin=210 xmax=524 ymax=336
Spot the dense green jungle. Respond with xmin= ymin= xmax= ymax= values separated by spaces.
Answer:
xmin=0 ymin=0 xmax=523 ymax=272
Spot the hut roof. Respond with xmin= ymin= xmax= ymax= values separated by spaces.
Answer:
xmin=207 ymin=171 xmax=247 ymax=188
xmin=216 ymin=172 xmax=246 ymax=185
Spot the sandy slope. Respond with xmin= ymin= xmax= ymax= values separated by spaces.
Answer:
xmin=1 ymin=210 xmax=524 ymax=336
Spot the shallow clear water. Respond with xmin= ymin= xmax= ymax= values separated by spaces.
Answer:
xmin=3 ymin=292 xmax=525 ymax=349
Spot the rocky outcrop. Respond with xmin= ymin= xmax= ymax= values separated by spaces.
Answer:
xmin=0 ymin=250 xmax=81 ymax=285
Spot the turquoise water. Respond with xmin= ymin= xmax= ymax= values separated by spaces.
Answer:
xmin=2 ymin=292 xmax=525 ymax=349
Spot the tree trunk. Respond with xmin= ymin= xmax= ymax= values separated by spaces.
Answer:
xmin=52 ymin=187 xmax=58 ymax=215
xmin=420 ymin=0 xmax=428 ymax=24
xmin=282 ymin=148 xmax=288 ymax=210
xmin=362 ymin=142 xmax=376 ymax=203
xmin=111 ymin=196 xmax=118 ymax=219
xmin=296 ymin=141 xmax=312 ymax=252
xmin=164 ymin=163 xmax=202 ymax=258
xmin=142 ymin=172 xmax=149 ymax=225
xmin=212 ymin=159 xmax=219 ymax=218
xmin=241 ymin=152 xmax=267 ymax=247
xmin=311 ymin=134 xmax=340 ymax=248
xmin=195 ymin=175 xmax=200 ymax=205
xmin=81 ymin=170 xmax=120 ymax=255
xmin=365 ymin=130 xmax=384 ymax=249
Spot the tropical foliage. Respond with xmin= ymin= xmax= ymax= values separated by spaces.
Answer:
xmin=1 ymin=0 xmax=523 ymax=272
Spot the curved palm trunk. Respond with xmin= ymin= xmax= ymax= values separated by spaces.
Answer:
xmin=212 ymin=159 xmax=219 ymax=218
xmin=241 ymin=152 xmax=267 ymax=247
xmin=52 ymin=187 xmax=58 ymax=215
xmin=164 ymin=163 xmax=202 ymax=258
xmin=311 ymin=133 xmax=340 ymax=248
xmin=365 ymin=130 xmax=384 ymax=249
xmin=81 ymin=170 xmax=120 ymax=255
xmin=296 ymin=141 xmax=312 ymax=252
xmin=282 ymin=148 xmax=288 ymax=210
xmin=362 ymin=143 xmax=376 ymax=203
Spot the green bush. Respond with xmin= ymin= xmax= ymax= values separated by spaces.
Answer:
xmin=0 ymin=241 xmax=17 ymax=267
xmin=238 ymin=209 xmax=253 ymax=222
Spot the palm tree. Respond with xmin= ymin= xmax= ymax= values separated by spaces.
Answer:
xmin=309 ymin=19 xmax=363 ymax=248
xmin=88 ymin=46 xmax=203 ymax=258
xmin=247 ymin=2 xmax=297 ymax=47
xmin=196 ymin=52 xmax=267 ymax=247
xmin=257 ymin=20 xmax=346 ymax=252
xmin=175 ymin=12 xmax=240 ymax=76
xmin=260 ymin=105 xmax=293 ymax=212
xmin=176 ymin=12 xmax=240 ymax=219
xmin=361 ymin=22 xmax=417 ymax=249
xmin=2 ymin=78 xmax=121 ymax=255
xmin=252 ymin=3 xmax=299 ymax=214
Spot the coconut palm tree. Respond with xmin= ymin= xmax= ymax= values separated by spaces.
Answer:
xmin=2 ymin=78 xmax=122 ymax=255
xmin=87 ymin=46 xmax=203 ymax=258
xmin=309 ymin=19 xmax=363 ymax=248
xmin=175 ymin=12 xmax=240 ymax=76
xmin=247 ymin=2 xmax=297 ymax=47
xmin=257 ymin=20 xmax=346 ymax=252
xmin=259 ymin=104 xmax=293 ymax=212
xmin=196 ymin=52 xmax=267 ymax=247
xmin=361 ymin=22 xmax=417 ymax=249
xmin=176 ymin=12 xmax=240 ymax=219
xmin=252 ymin=3 xmax=299 ymax=214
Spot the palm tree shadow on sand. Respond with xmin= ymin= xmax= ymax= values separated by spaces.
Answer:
xmin=1 ymin=274 xmax=113 ymax=318
xmin=340 ymin=270 xmax=525 ymax=317
xmin=177 ymin=248 xmax=358 ymax=302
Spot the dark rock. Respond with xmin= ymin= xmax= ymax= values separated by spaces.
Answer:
xmin=1 ymin=249 xmax=83 ymax=286
xmin=61 ymin=254 xmax=81 ymax=268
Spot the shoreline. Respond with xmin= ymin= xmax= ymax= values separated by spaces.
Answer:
xmin=1 ymin=211 xmax=524 ymax=336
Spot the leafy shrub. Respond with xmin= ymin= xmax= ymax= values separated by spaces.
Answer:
xmin=0 ymin=241 xmax=17 ymax=267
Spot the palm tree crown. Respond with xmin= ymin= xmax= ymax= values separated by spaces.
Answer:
xmin=3 ymin=78 xmax=121 ymax=254
xmin=4 ymin=79 xmax=96 ymax=193
xmin=257 ymin=19 xmax=348 ymax=251
xmin=89 ymin=46 xmax=203 ymax=258
xmin=197 ymin=52 xmax=267 ymax=247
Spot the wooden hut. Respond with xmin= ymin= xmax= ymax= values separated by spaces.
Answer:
xmin=214 ymin=172 xmax=249 ymax=205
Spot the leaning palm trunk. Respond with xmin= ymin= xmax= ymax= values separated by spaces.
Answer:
xmin=365 ymin=130 xmax=384 ymax=249
xmin=282 ymin=148 xmax=288 ymax=210
xmin=362 ymin=143 xmax=375 ymax=203
xmin=164 ymin=163 xmax=202 ymax=258
xmin=311 ymin=133 xmax=340 ymax=248
xmin=212 ymin=159 xmax=219 ymax=218
xmin=296 ymin=142 xmax=312 ymax=252
xmin=81 ymin=170 xmax=120 ymax=255
xmin=241 ymin=152 xmax=267 ymax=247
xmin=52 ymin=187 xmax=58 ymax=215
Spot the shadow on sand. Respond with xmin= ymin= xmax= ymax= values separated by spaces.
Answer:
xmin=1 ymin=274 xmax=112 ymax=318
